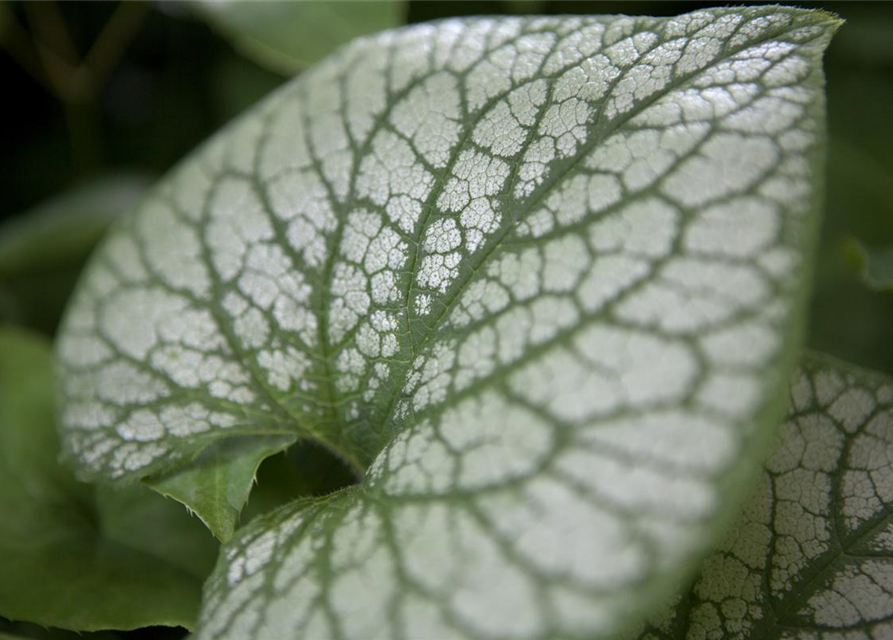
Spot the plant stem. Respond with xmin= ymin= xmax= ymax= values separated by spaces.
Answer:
xmin=0 ymin=3 xmax=55 ymax=94
xmin=1 ymin=1 xmax=149 ymax=176
xmin=82 ymin=1 xmax=149 ymax=89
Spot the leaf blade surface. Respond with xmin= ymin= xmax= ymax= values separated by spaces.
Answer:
xmin=55 ymin=8 xmax=840 ymax=638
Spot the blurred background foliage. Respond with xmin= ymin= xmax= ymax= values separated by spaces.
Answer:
xmin=0 ymin=1 xmax=891 ymax=637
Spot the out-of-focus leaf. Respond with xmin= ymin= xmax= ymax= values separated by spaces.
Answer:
xmin=806 ymin=50 xmax=893 ymax=373
xmin=0 ymin=175 xmax=151 ymax=334
xmin=830 ymin=7 xmax=893 ymax=66
xmin=95 ymin=484 xmax=220 ymax=581
xmin=0 ymin=175 xmax=151 ymax=275
xmin=193 ymin=0 xmax=406 ymax=74
xmin=0 ymin=326 xmax=217 ymax=632
xmin=845 ymin=238 xmax=893 ymax=291
xmin=210 ymin=53 xmax=284 ymax=122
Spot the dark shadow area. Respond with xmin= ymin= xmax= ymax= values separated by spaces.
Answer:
xmin=241 ymin=439 xmax=361 ymax=525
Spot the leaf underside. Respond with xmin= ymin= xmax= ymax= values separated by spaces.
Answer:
xmin=56 ymin=8 xmax=839 ymax=639
xmin=636 ymin=354 xmax=893 ymax=640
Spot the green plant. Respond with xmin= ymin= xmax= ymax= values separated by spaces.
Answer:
xmin=4 ymin=5 xmax=893 ymax=640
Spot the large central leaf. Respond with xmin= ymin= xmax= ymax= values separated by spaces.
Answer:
xmin=56 ymin=8 xmax=839 ymax=638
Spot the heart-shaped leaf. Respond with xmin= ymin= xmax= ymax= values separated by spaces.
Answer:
xmin=57 ymin=8 xmax=840 ymax=637
xmin=635 ymin=354 xmax=893 ymax=639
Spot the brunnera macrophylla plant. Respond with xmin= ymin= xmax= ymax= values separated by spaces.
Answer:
xmin=39 ymin=5 xmax=893 ymax=639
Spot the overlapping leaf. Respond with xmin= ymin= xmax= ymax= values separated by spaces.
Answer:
xmin=636 ymin=354 xmax=893 ymax=639
xmin=56 ymin=8 xmax=839 ymax=638
xmin=0 ymin=327 xmax=217 ymax=631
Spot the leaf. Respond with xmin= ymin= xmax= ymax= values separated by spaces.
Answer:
xmin=0 ymin=175 xmax=151 ymax=333
xmin=145 ymin=434 xmax=296 ymax=541
xmin=806 ymin=46 xmax=893 ymax=372
xmin=56 ymin=8 xmax=840 ymax=639
xmin=845 ymin=238 xmax=893 ymax=291
xmin=193 ymin=0 xmax=406 ymax=74
xmin=210 ymin=54 xmax=285 ymax=122
xmin=634 ymin=354 xmax=893 ymax=639
xmin=94 ymin=484 xmax=219 ymax=582
xmin=0 ymin=326 xmax=217 ymax=631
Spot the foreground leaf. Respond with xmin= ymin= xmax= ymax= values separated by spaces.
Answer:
xmin=57 ymin=8 xmax=839 ymax=638
xmin=0 ymin=175 xmax=151 ymax=333
xmin=0 ymin=327 xmax=216 ymax=631
xmin=636 ymin=354 xmax=893 ymax=639
xmin=193 ymin=0 xmax=406 ymax=74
